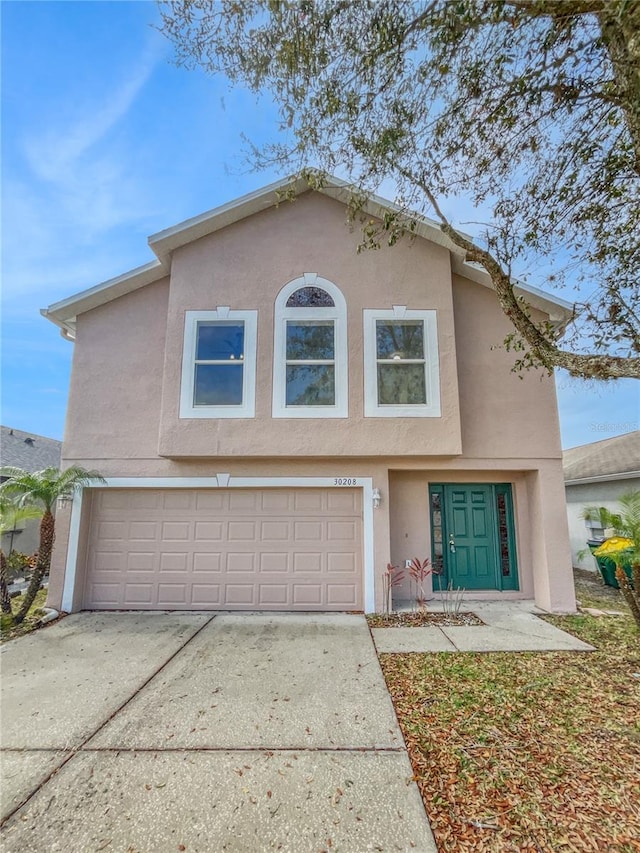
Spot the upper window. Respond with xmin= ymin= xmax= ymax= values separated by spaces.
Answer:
xmin=273 ymin=274 xmax=348 ymax=418
xmin=180 ymin=308 xmax=257 ymax=418
xmin=363 ymin=307 xmax=441 ymax=417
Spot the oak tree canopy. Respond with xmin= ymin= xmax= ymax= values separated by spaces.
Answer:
xmin=159 ymin=0 xmax=640 ymax=379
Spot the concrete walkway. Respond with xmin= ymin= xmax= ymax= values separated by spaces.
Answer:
xmin=0 ymin=613 xmax=436 ymax=852
xmin=372 ymin=601 xmax=595 ymax=653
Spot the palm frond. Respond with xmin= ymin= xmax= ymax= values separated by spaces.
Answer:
xmin=617 ymin=491 xmax=640 ymax=542
xmin=0 ymin=466 xmax=106 ymax=511
xmin=54 ymin=466 xmax=106 ymax=500
xmin=0 ymin=499 xmax=43 ymax=535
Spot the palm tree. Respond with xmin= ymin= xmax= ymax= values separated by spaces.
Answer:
xmin=0 ymin=498 xmax=43 ymax=615
xmin=0 ymin=466 xmax=105 ymax=624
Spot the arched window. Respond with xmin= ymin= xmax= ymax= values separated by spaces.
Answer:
xmin=272 ymin=273 xmax=348 ymax=418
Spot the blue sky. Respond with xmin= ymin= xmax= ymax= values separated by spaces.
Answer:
xmin=2 ymin=1 xmax=638 ymax=450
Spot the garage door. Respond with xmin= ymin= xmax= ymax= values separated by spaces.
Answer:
xmin=82 ymin=488 xmax=363 ymax=611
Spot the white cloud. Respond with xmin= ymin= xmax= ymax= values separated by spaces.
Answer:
xmin=2 ymin=41 xmax=165 ymax=311
xmin=24 ymin=44 xmax=160 ymax=185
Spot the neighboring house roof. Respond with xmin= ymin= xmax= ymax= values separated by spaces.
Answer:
xmin=563 ymin=431 xmax=640 ymax=485
xmin=0 ymin=426 xmax=62 ymax=474
xmin=41 ymin=174 xmax=574 ymax=339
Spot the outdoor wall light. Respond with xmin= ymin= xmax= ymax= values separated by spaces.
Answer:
xmin=372 ymin=488 xmax=381 ymax=509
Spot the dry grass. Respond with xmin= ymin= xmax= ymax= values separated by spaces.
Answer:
xmin=0 ymin=588 xmax=50 ymax=643
xmin=379 ymin=572 xmax=640 ymax=851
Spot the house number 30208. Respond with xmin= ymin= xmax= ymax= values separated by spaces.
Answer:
xmin=334 ymin=478 xmax=357 ymax=486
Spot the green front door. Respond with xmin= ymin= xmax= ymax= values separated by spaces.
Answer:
xmin=429 ymin=484 xmax=519 ymax=591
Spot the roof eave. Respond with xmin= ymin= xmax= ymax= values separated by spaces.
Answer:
xmin=148 ymin=175 xmax=312 ymax=265
xmin=147 ymin=174 xmax=461 ymax=265
xmin=43 ymin=173 xmax=575 ymax=329
xmin=41 ymin=259 xmax=168 ymax=335
xmin=565 ymin=470 xmax=640 ymax=486
xmin=39 ymin=309 xmax=77 ymax=341
xmin=147 ymin=174 xmax=573 ymax=323
xmin=450 ymin=256 xmax=573 ymax=326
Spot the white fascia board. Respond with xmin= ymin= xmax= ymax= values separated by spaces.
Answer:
xmin=40 ymin=171 xmax=573 ymax=333
xmin=148 ymin=175 xmax=311 ymax=265
xmin=41 ymin=259 xmax=168 ymax=331
xmin=450 ymin=255 xmax=574 ymax=324
xmin=512 ymin=279 xmax=574 ymax=314
xmin=511 ymin=277 xmax=574 ymax=324
xmin=320 ymin=181 xmax=471 ymax=250
xmin=39 ymin=309 xmax=76 ymax=341
xmin=322 ymin=180 xmax=574 ymax=323
xmin=564 ymin=471 xmax=640 ymax=486
xmin=147 ymin=173 xmax=460 ymax=265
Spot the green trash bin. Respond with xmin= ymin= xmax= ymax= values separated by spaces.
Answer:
xmin=587 ymin=540 xmax=634 ymax=588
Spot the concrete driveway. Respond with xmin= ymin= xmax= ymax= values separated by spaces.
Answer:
xmin=0 ymin=612 xmax=436 ymax=852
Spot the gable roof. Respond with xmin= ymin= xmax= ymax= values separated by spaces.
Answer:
xmin=563 ymin=431 xmax=640 ymax=485
xmin=0 ymin=426 xmax=62 ymax=474
xmin=42 ymin=174 xmax=574 ymax=339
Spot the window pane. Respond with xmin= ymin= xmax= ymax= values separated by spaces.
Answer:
xmin=377 ymin=363 xmax=426 ymax=404
xmin=496 ymin=492 xmax=512 ymax=577
xmin=376 ymin=321 xmax=424 ymax=359
xmin=286 ymin=365 xmax=335 ymax=406
xmin=286 ymin=287 xmax=335 ymax=307
xmin=286 ymin=322 xmax=334 ymax=360
xmin=196 ymin=323 xmax=244 ymax=360
xmin=194 ymin=364 xmax=243 ymax=405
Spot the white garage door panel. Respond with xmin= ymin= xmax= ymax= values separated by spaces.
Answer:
xmin=83 ymin=488 xmax=363 ymax=611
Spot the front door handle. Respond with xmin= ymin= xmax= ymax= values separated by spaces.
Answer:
xmin=449 ymin=535 xmax=456 ymax=554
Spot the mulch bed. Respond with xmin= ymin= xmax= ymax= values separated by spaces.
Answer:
xmin=367 ymin=610 xmax=483 ymax=627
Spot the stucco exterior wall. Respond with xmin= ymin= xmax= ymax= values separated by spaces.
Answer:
xmin=47 ymin=501 xmax=72 ymax=610
xmin=451 ymin=275 xmax=563 ymax=461
xmin=61 ymin=194 xmax=563 ymax=467
xmin=389 ymin=468 xmax=536 ymax=604
xmin=46 ymin=454 xmax=575 ymax=614
xmin=49 ymin=189 xmax=575 ymax=614
xmin=157 ymin=192 xmax=462 ymax=457
xmin=63 ymin=278 xmax=170 ymax=461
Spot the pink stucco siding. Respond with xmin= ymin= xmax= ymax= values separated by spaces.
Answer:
xmin=47 ymin=189 xmax=575 ymax=614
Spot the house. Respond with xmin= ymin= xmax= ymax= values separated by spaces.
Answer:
xmin=0 ymin=426 xmax=62 ymax=556
xmin=42 ymin=176 xmax=576 ymax=614
xmin=563 ymin=430 xmax=640 ymax=571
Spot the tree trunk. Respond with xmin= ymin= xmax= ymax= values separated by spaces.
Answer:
xmin=14 ymin=510 xmax=55 ymax=625
xmin=615 ymin=563 xmax=640 ymax=630
xmin=403 ymin=170 xmax=640 ymax=379
xmin=598 ymin=1 xmax=640 ymax=176
xmin=0 ymin=550 xmax=12 ymax=615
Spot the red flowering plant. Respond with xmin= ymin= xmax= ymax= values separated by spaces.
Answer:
xmin=408 ymin=557 xmax=437 ymax=610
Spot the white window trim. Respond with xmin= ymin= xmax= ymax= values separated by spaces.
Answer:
xmin=272 ymin=273 xmax=348 ymax=418
xmin=61 ymin=476 xmax=375 ymax=614
xmin=180 ymin=308 xmax=257 ymax=419
xmin=363 ymin=306 xmax=441 ymax=417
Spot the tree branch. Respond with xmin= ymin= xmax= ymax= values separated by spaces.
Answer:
xmin=395 ymin=166 xmax=640 ymax=379
xmin=500 ymin=0 xmax=607 ymax=16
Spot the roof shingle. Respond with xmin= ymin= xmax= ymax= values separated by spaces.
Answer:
xmin=0 ymin=426 xmax=62 ymax=474
xmin=563 ymin=431 xmax=640 ymax=482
